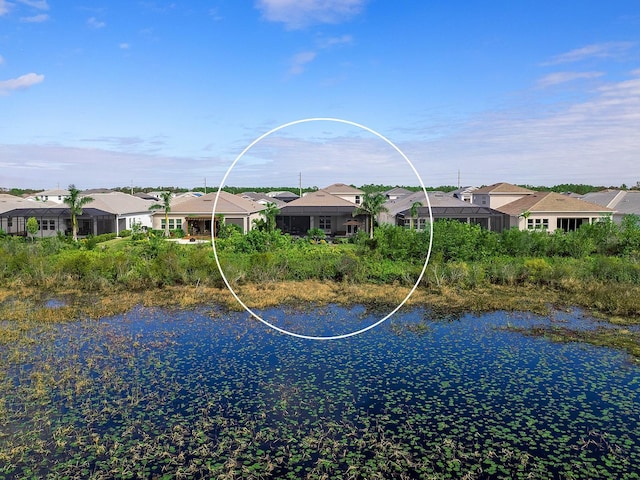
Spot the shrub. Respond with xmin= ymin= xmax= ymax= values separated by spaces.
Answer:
xmin=523 ymin=258 xmax=553 ymax=283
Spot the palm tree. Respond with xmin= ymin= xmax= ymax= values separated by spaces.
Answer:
xmin=149 ymin=191 xmax=173 ymax=237
xmin=409 ymin=201 xmax=423 ymax=230
xmin=64 ymin=185 xmax=94 ymax=241
xmin=261 ymin=202 xmax=280 ymax=233
xmin=353 ymin=192 xmax=388 ymax=239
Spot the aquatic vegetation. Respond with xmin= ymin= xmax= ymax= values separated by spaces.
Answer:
xmin=1 ymin=306 xmax=640 ymax=478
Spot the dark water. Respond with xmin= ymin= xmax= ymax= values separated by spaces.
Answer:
xmin=1 ymin=305 xmax=639 ymax=479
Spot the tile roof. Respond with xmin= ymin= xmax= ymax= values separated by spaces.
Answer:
xmin=0 ymin=194 xmax=57 ymax=214
xmin=323 ymin=183 xmax=365 ymax=195
xmin=169 ymin=191 xmax=265 ymax=215
xmin=83 ymin=192 xmax=156 ymax=215
xmin=496 ymin=192 xmax=614 ymax=215
xmin=284 ymin=189 xmax=356 ymax=207
xmin=580 ymin=190 xmax=640 ymax=215
xmin=473 ymin=182 xmax=535 ymax=194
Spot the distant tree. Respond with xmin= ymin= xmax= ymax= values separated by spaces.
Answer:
xmin=353 ymin=192 xmax=389 ymax=239
xmin=64 ymin=185 xmax=94 ymax=242
xmin=149 ymin=191 xmax=173 ymax=237
xmin=26 ymin=217 xmax=39 ymax=241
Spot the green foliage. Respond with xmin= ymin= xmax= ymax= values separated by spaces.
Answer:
xmin=431 ymin=220 xmax=496 ymax=262
xmin=217 ymin=222 xmax=241 ymax=239
xmin=307 ymin=227 xmax=326 ymax=243
xmin=3 ymin=211 xmax=640 ymax=291
xmin=26 ymin=217 xmax=39 ymax=240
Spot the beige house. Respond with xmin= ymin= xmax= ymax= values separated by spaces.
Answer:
xmin=277 ymin=189 xmax=364 ymax=236
xmin=472 ymin=182 xmax=535 ymax=209
xmin=323 ymin=183 xmax=364 ymax=205
xmin=497 ymin=192 xmax=613 ymax=232
xmin=152 ymin=191 xmax=265 ymax=235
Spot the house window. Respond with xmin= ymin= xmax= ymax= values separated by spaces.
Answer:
xmin=355 ymin=195 xmax=361 ymax=205
xmin=557 ymin=218 xmax=587 ymax=232
xmin=527 ymin=218 xmax=548 ymax=230
xmin=318 ymin=216 xmax=331 ymax=231
xmin=7 ymin=217 xmax=12 ymax=227
xmin=49 ymin=220 xmax=55 ymax=230
xmin=418 ymin=218 xmax=427 ymax=230
xmin=161 ymin=219 xmax=177 ymax=230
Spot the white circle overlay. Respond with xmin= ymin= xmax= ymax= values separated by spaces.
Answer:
xmin=212 ymin=118 xmax=433 ymax=340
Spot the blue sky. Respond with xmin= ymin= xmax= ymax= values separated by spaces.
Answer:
xmin=1 ymin=1 xmax=639 ymax=190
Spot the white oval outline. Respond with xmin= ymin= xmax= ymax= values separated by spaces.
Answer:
xmin=212 ymin=117 xmax=433 ymax=340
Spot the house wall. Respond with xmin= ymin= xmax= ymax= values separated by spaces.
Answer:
xmin=122 ymin=214 xmax=153 ymax=231
xmin=153 ymin=214 xmax=186 ymax=231
xmin=515 ymin=213 xmax=605 ymax=232
xmin=473 ymin=193 xmax=528 ymax=209
xmin=333 ymin=194 xmax=361 ymax=205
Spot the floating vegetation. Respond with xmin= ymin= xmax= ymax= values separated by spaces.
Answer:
xmin=1 ymin=306 xmax=640 ymax=479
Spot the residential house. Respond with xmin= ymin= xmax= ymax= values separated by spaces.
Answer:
xmin=1 ymin=191 xmax=155 ymax=237
xmin=472 ymin=182 xmax=535 ymax=209
xmin=152 ymin=191 xmax=265 ymax=235
xmin=449 ymin=186 xmax=477 ymax=203
xmin=384 ymin=187 xmax=413 ymax=201
xmin=86 ymin=191 xmax=156 ymax=233
xmin=381 ymin=191 xmax=509 ymax=232
xmin=578 ymin=190 xmax=640 ymax=224
xmin=496 ymin=192 xmax=613 ymax=232
xmin=266 ymin=191 xmax=300 ymax=203
xmin=323 ymin=183 xmax=365 ymax=205
xmin=28 ymin=188 xmax=70 ymax=204
xmin=0 ymin=194 xmax=57 ymax=235
xmin=277 ymin=189 xmax=364 ymax=236
xmin=238 ymin=192 xmax=287 ymax=208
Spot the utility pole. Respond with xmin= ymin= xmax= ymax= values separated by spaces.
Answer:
xmin=457 ymin=169 xmax=461 ymax=189
xmin=130 ymin=180 xmax=134 ymax=195
xmin=204 ymin=177 xmax=207 ymax=194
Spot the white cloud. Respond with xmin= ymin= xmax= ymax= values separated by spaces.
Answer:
xmin=0 ymin=143 xmax=225 ymax=189
xmin=404 ymin=70 xmax=640 ymax=186
xmin=87 ymin=16 xmax=106 ymax=29
xmin=286 ymin=35 xmax=353 ymax=77
xmin=119 ymin=43 xmax=130 ymax=49
xmin=0 ymin=0 xmax=11 ymax=16
xmin=0 ymin=72 xmax=44 ymax=95
xmin=543 ymin=42 xmax=636 ymax=65
xmin=255 ymin=0 xmax=366 ymax=29
xmin=20 ymin=13 xmax=48 ymax=22
xmin=536 ymin=71 xmax=604 ymax=88
xmin=225 ymin=125 xmax=418 ymax=187
xmin=16 ymin=0 xmax=49 ymax=10
xmin=289 ymin=51 xmax=316 ymax=75
xmin=317 ymin=34 xmax=353 ymax=49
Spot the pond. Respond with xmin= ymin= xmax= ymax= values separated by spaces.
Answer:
xmin=1 ymin=305 xmax=640 ymax=479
